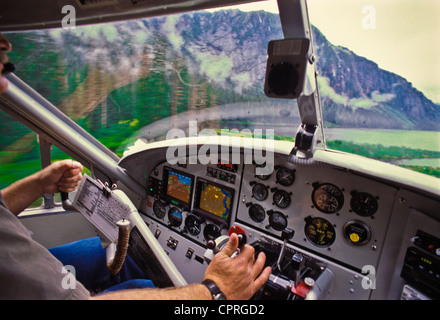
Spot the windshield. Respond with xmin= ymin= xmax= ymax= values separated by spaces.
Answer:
xmin=0 ymin=0 xmax=439 ymax=191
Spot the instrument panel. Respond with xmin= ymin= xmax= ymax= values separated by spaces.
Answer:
xmin=236 ymin=153 xmax=397 ymax=270
xmin=124 ymin=141 xmax=440 ymax=299
xmin=139 ymin=151 xmax=397 ymax=272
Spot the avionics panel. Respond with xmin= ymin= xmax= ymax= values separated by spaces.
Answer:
xmin=161 ymin=167 xmax=194 ymax=208
xmin=141 ymin=160 xmax=243 ymax=250
xmin=193 ymin=178 xmax=235 ymax=227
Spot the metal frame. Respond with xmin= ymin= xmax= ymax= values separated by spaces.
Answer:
xmin=0 ymin=0 xmax=268 ymax=32
xmin=277 ymin=0 xmax=325 ymax=158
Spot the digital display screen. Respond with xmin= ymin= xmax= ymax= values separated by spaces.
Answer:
xmin=196 ymin=179 xmax=234 ymax=222
xmin=162 ymin=167 xmax=194 ymax=206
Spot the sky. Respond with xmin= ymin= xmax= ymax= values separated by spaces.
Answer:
xmin=211 ymin=0 xmax=440 ymax=103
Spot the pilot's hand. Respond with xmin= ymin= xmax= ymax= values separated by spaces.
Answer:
xmin=203 ymin=233 xmax=271 ymax=300
xmin=39 ymin=160 xmax=84 ymax=195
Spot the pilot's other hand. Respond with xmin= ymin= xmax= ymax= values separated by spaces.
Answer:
xmin=39 ymin=160 xmax=84 ymax=195
xmin=203 ymin=233 xmax=271 ymax=300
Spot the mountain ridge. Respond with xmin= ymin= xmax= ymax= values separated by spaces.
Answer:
xmin=150 ymin=10 xmax=440 ymax=130
xmin=4 ymin=9 xmax=440 ymax=134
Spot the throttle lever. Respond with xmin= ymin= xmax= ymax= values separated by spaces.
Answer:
xmin=291 ymin=253 xmax=305 ymax=287
xmin=276 ymin=228 xmax=295 ymax=272
xmin=229 ymin=225 xmax=247 ymax=250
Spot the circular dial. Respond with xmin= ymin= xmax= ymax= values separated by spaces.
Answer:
xmin=273 ymin=189 xmax=291 ymax=209
xmin=252 ymin=183 xmax=269 ymax=201
xmin=248 ymin=203 xmax=266 ymax=223
xmin=153 ymin=200 xmax=166 ymax=219
xmin=343 ymin=220 xmax=371 ymax=246
xmin=312 ymin=183 xmax=344 ymax=214
xmin=304 ymin=216 xmax=336 ymax=248
xmin=168 ymin=207 xmax=183 ymax=227
xmin=185 ymin=215 xmax=202 ymax=236
xmin=268 ymin=210 xmax=288 ymax=231
xmin=350 ymin=192 xmax=378 ymax=217
xmin=276 ymin=167 xmax=295 ymax=187
xmin=254 ymin=165 xmax=271 ymax=180
xmin=204 ymin=223 xmax=221 ymax=241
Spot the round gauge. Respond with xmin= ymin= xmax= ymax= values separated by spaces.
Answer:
xmin=248 ymin=203 xmax=266 ymax=223
xmin=343 ymin=220 xmax=371 ymax=246
xmin=268 ymin=210 xmax=288 ymax=231
xmin=254 ymin=165 xmax=271 ymax=180
xmin=153 ymin=200 xmax=166 ymax=219
xmin=204 ymin=223 xmax=221 ymax=241
xmin=350 ymin=192 xmax=378 ymax=217
xmin=252 ymin=183 xmax=269 ymax=201
xmin=273 ymin=189 xmax=291 ymax=209
xmin=276 ymin=167 xmax=295 ymax=187
xmin=185 ymin=215 xmax=202 ymax=236
xmin=304 ymin=216 xmax=336 ymax=248
xmin=312 ymin=183 xmax=344 ymax=214
xmin=168 ymin=207 xmax=183 ymax=227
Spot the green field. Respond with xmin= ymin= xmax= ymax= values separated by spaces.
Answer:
xmin=325 ymin=128 xmax=440 ymax=152
xmin=326 ymin=139 xmax=440 ymax=178
xmin=0 ymin=128 xmax=439 ymax=192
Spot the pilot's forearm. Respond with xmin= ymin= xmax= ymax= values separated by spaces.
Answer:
xmin=89 ymin=283 xmax=212 ymax=300
xmin=1 ymin=171 xmax=43 ymax=216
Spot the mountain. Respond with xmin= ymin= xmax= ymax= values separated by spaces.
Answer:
xmin=312 ymin=27 xmax=440 ymax=130
xmin=164 ymin=10 xmax=440 ymax=130
xmin=3 ymin=9 xmax=440 ymax=148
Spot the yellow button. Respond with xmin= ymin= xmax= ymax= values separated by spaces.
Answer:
xmin=350 ymin=233 xmax=360 ymax=242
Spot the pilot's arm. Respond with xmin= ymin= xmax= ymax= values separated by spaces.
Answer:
xmin=92 ymin=233 xmax=272 ymax=300
xmin=1 ymin=160 xmax=83 ymax=215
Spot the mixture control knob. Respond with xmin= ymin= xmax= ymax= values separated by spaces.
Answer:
xmin=291 ymin=252 xmax=305 ymax=287
xmin=291 ymin=253 xmax=304 ymax=270
xmin=204 ymin=235 xmax=230 ymax=264
xmin=207 ymin=239 xmax=220 ymax=254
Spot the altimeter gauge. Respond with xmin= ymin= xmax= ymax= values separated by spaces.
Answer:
xmin=312 ymin=183 xmax=344 ymax=214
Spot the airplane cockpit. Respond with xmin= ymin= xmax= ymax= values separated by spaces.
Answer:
xmin=0 ymin=0 xmax=439 ymax=301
